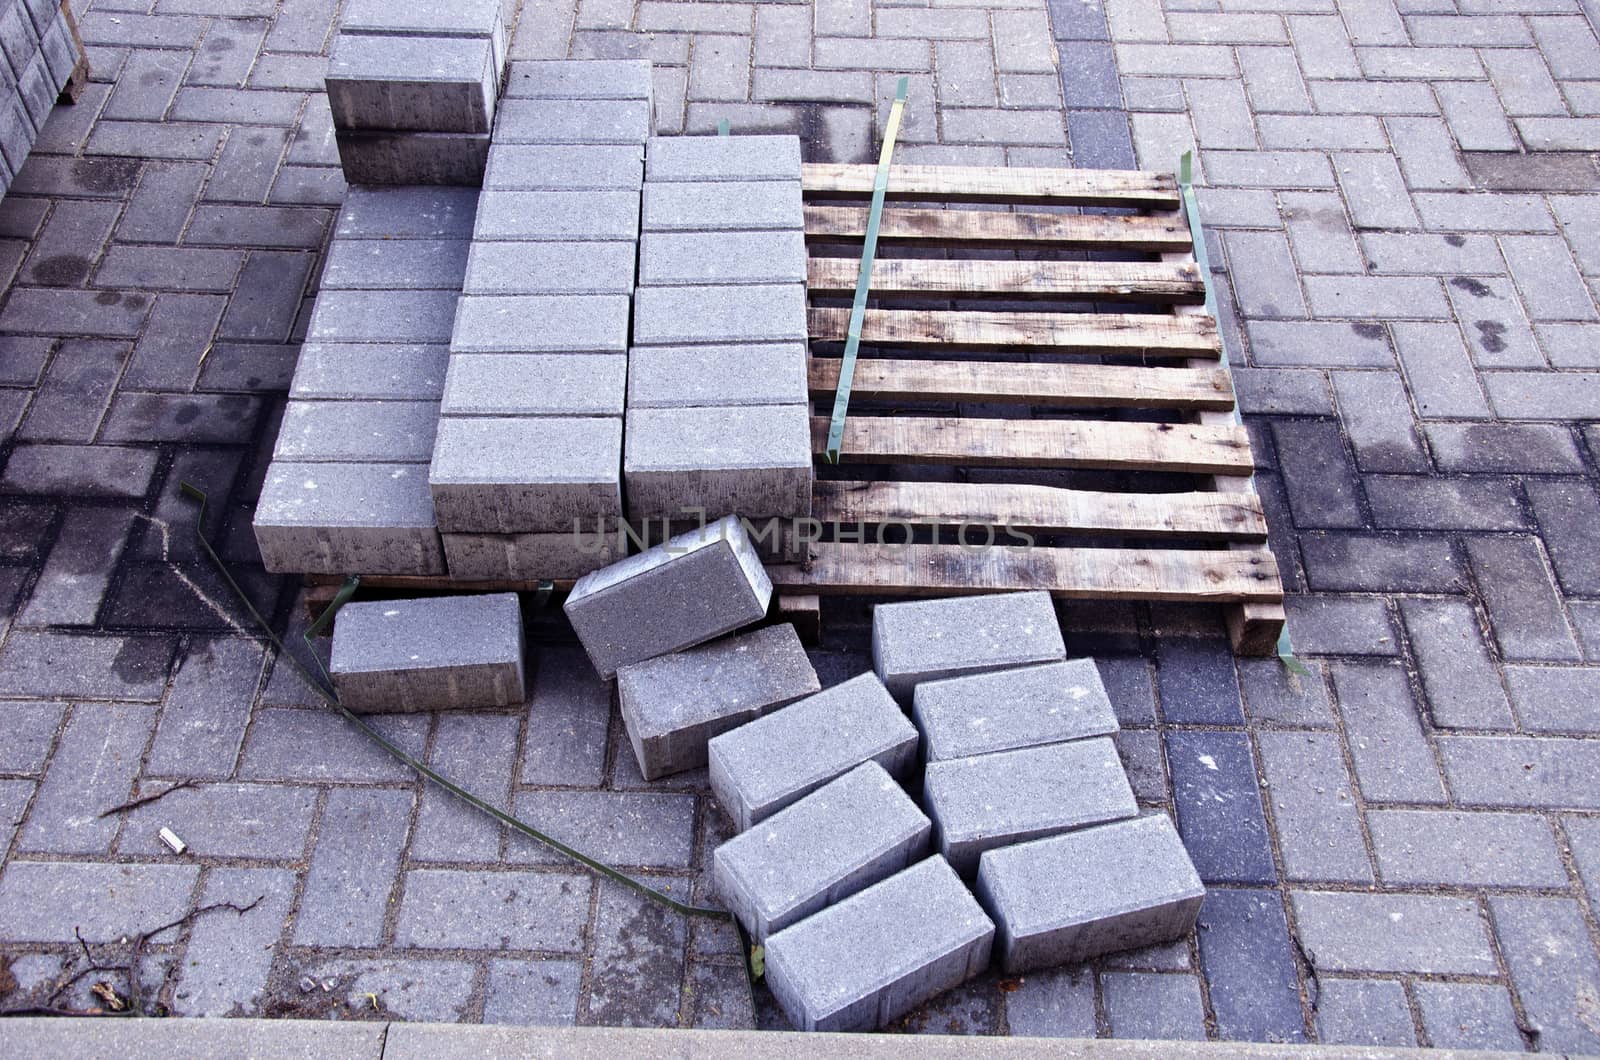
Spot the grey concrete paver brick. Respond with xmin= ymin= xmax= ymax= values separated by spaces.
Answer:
xmin=1413 ymin=981 xmax=1527 ymax=1052
xmin=290 ymin=343 xmax=449 ymax=400
xmin=871 ymin=590 xmax=1066 ymax=701
xmin=1488 ymin=896 xmax=1600 ymax=1053
xmin=1102 ymin=972 xmax=1208 ymax=1041
xmin=1315 ymin=979 xmax=1415 ymax=1047
xmin=17 ymin=702 xmax=154 ymax=855
xmin=0 ymin=860 xmax=200 ymax=943
xmin=482 ymin=959 xmax=584 ymax=1026
xmin=1330 ymin=661 xmax=1446 ymax=804
xmin=17 ymin=505 xmax=134 ymax=625
xmin=274 ymin=400 xmax=438 ymax=464
xmin=623 ymin=404 xmax=812 ymax=521
xmin=1503 ymin=665 xmax=1600 ymax=733
xmin=120 ymin=782 xmax=316 ymax=860
xmin=1292 ymin=890 xmax=1497 ymax=975
xmin=253 ymin=461 xmax=446 ymax=576
xmin=443 ymin=354 xmax=626 ymax=417
xmin=1426 ymin=421 xmax=1585 ymax=473
xmin=171 ymin=867 xmax=295 ymax=1017
xmin=913 ymin=658 xmax=1118 ymax=762
xmin=0 ymin=630 xmax=174 ymax=701
xmin=584 ymin=875 xmax=689 ymax=1026
xmin=428 ymin=416 xmax=623 ymax=534
xmin=1439 ymin=734 xmax=1600 ymax=810
xmin=1396 ymin=597 xmax=1514 ymax=729
xmin=293 ymin=786 xmax=415 ymax=947
xmin=521 ymin=646 xmax=611 ymax=788
xmin=396 ymin=868 xmax=590 ymax=951
xmin=0 ymin=702 xmax=64 ymax=774
xmin=1257 ymin=731 xmax=1372 ymax=883
xmin=1369 ymin=808 xmax=1568 ymax=887
xmin=464 ymin=241 xmax=636 ymax=295
xmin=330 ymin=593 xmax=525 ymax=713
xmin=1466 ymin=535 xmax=1581 ymax=661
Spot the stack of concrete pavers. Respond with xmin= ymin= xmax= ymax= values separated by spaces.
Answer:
xmin=324 ymin=0 xmax=513 ymax=185
xmin=0 ymin=0 xmax=86 ymax=197
xmin=428 ymin=60 xmax=653 ymax=580
xmin=625 ymin=136 xmax=814 ymax=537
xmin=254 ymin=186 xmax=477 ymax=575
xmin=328 ymin=592 xmax=525 ymax=712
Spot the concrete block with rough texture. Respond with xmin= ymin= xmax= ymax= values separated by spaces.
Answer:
xmin=637 ymin=230 xmax=808 ymax=287
xmin=913 ymin=659 xmax=1119 ymax=762
xmin=306 ymin=290 xmax=461 ymax=345
xmin=289 ymin=344 xmax=449 ymax=401
xmin=473 ymin=190 xmax=639 ymax=241
xmin=923 ymin=738 xmax=1138 ymax=876
xmin=493 ymin=98 xmax=652 ymax=145
xmin=441 ymin=528 xmax=623 ymax=580
xmin=450 ymin=295 xmax=630 ymax=354
xmin=321 ymin=240 xmax=472 ymax=291
xmin=646 ymin=135 xmax=803 ymax=182
xmin=442 ymin=354 xmax=626 ymax=417
xmin=642 ymin=181 xmax=804 ymax=232
xmin=334 ymin=130 xmax=490 ymax=186
xmin=326 ymin=34 xmax=496 ymax=133
xmin=428 ymin=416 xmax=623 ymax=533
xmin=626 ymin=344 xmax=809 ymax=408
xmin=708 ymin=672 xmax=918 ymax=832
xmin=714 ymin=762 xmax=931 ymax=941
xmin=253 ymin=462 xmax=445 ymax=576
xmin=329 ymin=593 xmax=524 ymax=713
xmin=975 ymin=814 xmax=1205 ymax=972
xmin=632 ymin=284 xmax=808 ymax=346
xmin=872 ymin=591 xmax=1066 ymax=700
xmin=624 ymin=404 xmax=813 ymax=522
xmin=273 ymin=400 xmax=438 ymax=464
xmin=464 ymin=241 xmax=636 ymax=296
xmin=335 ymin=187 xmax=479 ymax=239
xmin=339 ymin=0 xmax=508 ymax=67
xmin=482 ymin=143 xmax=643 ymax=190
xmin=563 ymin=515 xmax=772 ymax=679
xmin=617 ymin=624 xmax=820 ymax=780
xmin=764 ymin=856 xmax=994 ymax=1032
xmin=505 ymin=59 xmax=653 ymax=100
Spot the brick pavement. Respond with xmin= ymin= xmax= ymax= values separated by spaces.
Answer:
xmin=0 ymin=0 xmax=1594 ymax=1049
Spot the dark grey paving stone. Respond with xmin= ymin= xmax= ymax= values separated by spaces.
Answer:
xmin=482 ymin=958 xmax=584 ymax=1027
xmin=1526 ymin=477 xmax=1600 ymax=597
xmin=1165 ymin=730 xmax=1277 ymax=885
xmin=0 ymin=778 xmax=31 ymax=855
xmin=1567 ymin=814 xmax=1600 ymax=913
xmin=1001 ymin=965 xmax=1097 ymax=1038
xmin=293 ymin=786 xmax=415 ymax=947
xmin=171 ymin=866 xmax=294 ymax=1017
xmin=395 ymin=869 xmax=591 ymax=952
xmin=1301 ymin=533 xmax=1467 ymax=594
xmin=123 ymin=292 xmax=229 ymax=390
xmin=1096 ymin=656 xmax=1156 ymax=726
xmin=505 ymin=790 xmax=696 ymax=868
xmin=0 ymin=860 xmax=199 ymax=943
xmin=289 ymin=343 xmax=449 ymax=400
xmin=0 ymin=287 xmax=151 ymax=337
xmin=1269 ymin=419 xmax=1364 ymax=529
xmin=519 ymin=646 xmax=613 ymax=787
xmin=1281 ymin=595 xmax=1401 ymax=657
xmin=17 ymin=504 xmax=136 ymax=626
xmin=217 ymin=250 xmax=314 ymax=342
xmin=100 ymin=392 xmax=263 ymax=444
xmin=1465 ymin=536 xmax=1581 ymax=662
xmin=1155 ymin=636 xmax=1245 ymax=725
xmin=239 ymin=707 xmax=426 ymax=782
xmin=1488 ymin=896 xmax=1600 ymax=1054
xmin=0 ymin=630 xmax=175 ymax=701
xmin=1238 ymin=659 xmax=1335 ymax=727
xmin=1504 ymin=665 xmax=1600 ymax=733
xmin=410 ymin=712 xmax=519 ymax=863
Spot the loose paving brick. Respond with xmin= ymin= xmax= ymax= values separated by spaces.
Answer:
xmin=473 ymin=189 xmax=640 ymax=241
xmin=708 ymin=671 xmax=918 ymax=832
xmin=273 ymin=400 xmax=438 ymax=464
xmin=289 ymin=343 xmax=450 ymax=401
xmin=923 ymin=737 xmax=1138 ymax=876
xmin=617 ymin=623 xmax=819 ymax=780
xmin=763 ymin=856 xmax=994 ymax=1032
xmin=325 ymin=34 xmax=496 ymax=133
xmin=638 ymin=230 xmax=807 ymax=287
xmin=872 ymin=590 xmax=1066 ymax=701
xmin=912 ymin=658 xmax=1119 ymax=762
xmin=482 ymin=142 xmax=644 ymax=190
xmin=504 ymin=58 xmax=653 ymax=100
xmin=254 ymin=462 xmax=446 ymax=576
xmin=494 ymin=97 xmax=653 ymax=144
xmin=563 ymin=515 xmax=772 ymax=679
xmin=330 ymin=593 xmax=525 ymax=713
xmin=442 ymin=528 xmax=624 ymax=580
xmin=410 ymin=712 xmax=519 ymax=863
xmin=713 ymin=760 xmax=931 ymax=941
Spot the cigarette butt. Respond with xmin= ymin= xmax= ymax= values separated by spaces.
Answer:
xmin=159 ymin=827 xmax=188 ymax=855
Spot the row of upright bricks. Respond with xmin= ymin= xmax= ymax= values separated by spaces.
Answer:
xmin=0 ymin=0 xmax=85 ymax=196
xmin=252 ymin=0 xmax=813 ymax=580
xmin=324 ymin=517 xmax=1207 ymax=1034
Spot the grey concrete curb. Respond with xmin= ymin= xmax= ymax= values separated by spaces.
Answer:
xmin=0 ymin=1018 xmax=1565 ymax=1059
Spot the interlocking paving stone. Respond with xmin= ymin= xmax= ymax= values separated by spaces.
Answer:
xmin=335 ymin=129 xmax=492 ymax=186
xmin=913 ymin=658 xmax=1118 ymax=762
xmin=443 ymin=354 xmax=626 ymax=417
xmin=1315 ymin=979 xmax=1416 ymax=1047
xmin=1439 ymin=734 xmax=1600 ymax=810
xmin=463 ymin=240 xmax=637 ymax=295
xmin=17 ymin=505 xmax=135 ymax=626
xmin=627 ymin=343 xmax=809 ymax=408
xmin=289 ymin=343 xmax=450 ymax=401
xmin=638 ymin=230 xmax=807 ymax=286
xmin=0 ymin=702 xmax=64 ymax=774
xmin=519 ymin=646 xmax=610 ymax=787
xmin=1488 ymin=896 xmax=1600 ymax=1053
xmin=473 ymin=189 xmax=639 ymax=241
xmin=306 ymin=289 xmax=461 ymax=344
xmin=321 ymin=239 xmax=471 ymax=290
xmin=1330 ymin=661 xmax=1447 ymax=804
xmin=325 ymin=33 xmax=496 ymax=134
xmin=1504 ymin=665 xmax=1600 ymax=734
xmin=330 ymin=593 xmax=525 ymax=713
xmin=585 ymin=875 xmax=689 ymax=1026
xmin=1465 ymin=536 xmax=1582 ymax=662
xmin=411 ymin=712 xmax=519 ymax=863
xmin=1292 ymin=891 xmax=1497 ymax=976
xmin=429 ymin=416 xmax=623 ymax=534
xmin=1256 ymin=731 xmax=1372 ymax=884
xmin=1101 ymin=972 xmax=1209 ymax=1041
xmin=171 ymin=867 xmax=295 ymax=1018
xmin=1166 ymin=729 xmax=1276 ymax=885
xmin=240 ymin=708 xmax=427 ymax=783
xmin=482 ymin=143 xmax=644 ymax=190
xmin=1368 ymin=808 xmax=1567 ymax=888
xmin=1194 ymin=887 xmax=1307 ymax=1043
xmin=1396 ymin=597 xmax=1514 ymax=730
xmin=335 ymin=186 xmax=480 ymax=238
xmin=395 ymin=869 xmax=591 ymax=951
xmin=293 ymin=786 xmax=415 ymax=947
xmin=482 ymin=959 xmax=585 ymax=1026
xmin=641 ymin=180 xmax=804 ymax=232
xmin=646 ymin=134 xmax=801 ymax=181
xmin=1413 ymin=981 xmax=1527 ymax=1053
xmin=504 ymin=58 xmax=653 ymax=100
xmin=253 ymin=462 xmax=446 ymax=576
xmin=505 ymin=790 xmax=697 ymax=869
xmin=119 ymin=782 xmax=316 ymax=860
xmin=623 ymin=404 xmax=813 ymax=521
xmin=632 ymin=284 xmax=808 ymax=346
xmin=1155 ymin=636 xmax=1246 ymax=725
xmin=274 ymin=400 xmax=439 ymax=463
xmin=0 ymin=861 xmax=200 ymax=943
xmin=16 ymin=702 xmax=154 ymax=855
xmin=442 ymin=527 xmax=624 ymax=580
xmin=0 ymin=630 xmax=174 ymax=701
xmin=871 ymin=590 xmax=1066 ymax=701
xmin=494 ymin=97 xmax=653 ymax=144
xmin=300 ymin=957 xmax=476 ymax=1023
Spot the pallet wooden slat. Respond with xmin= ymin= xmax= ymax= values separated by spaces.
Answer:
xmin=807 ymin=358 xmax=1236 ymax=411
xmin=802 ymin=163 xmax=1181 ymax=208
xmin=769 ymin=542 xmax=1283 ymax=603
xmin=806 ymin=257 xmax=1205 ymax=303
xmin=805 ymin=204 xmax=1192 ymax=251
xmin=812 ymin=479 xmax=1268 ymax=540
xmin=808 ymin=307 xmax=1222 ymax=357
xmin=810 ymin=414 xmax=1256 ymax=475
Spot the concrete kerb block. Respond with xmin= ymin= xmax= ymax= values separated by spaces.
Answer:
xmin=713 ymin=761 xmax=931 ymax=941
xmin=708 ymin=672 xmax=919 ymax=833
xmin=623 ymin=404 xmax=814 ymax=522
xmin=975 ymin=814 xmax=1205 ymax=973
xmin=763 ymin=856 xmax=995 ymax=1032
xmin=428 ymin=416 xmax=623 ymax=534
xmin=922 ymin=737 xmax=1139 ymax=876
xmin=646 ymin=135 xmax=803 ymax=183
xmin=329 ymin=593 xmax=524 ymax=712
xmin=562 ymin=515 xmax=773 ymax=680
xmin=913 ymin=658 xmax=1120 ymax=762
xmin=872 ymin=590 xmax=1067 ymax=701
xmin=253 ymin=462 xmax=445 ymax=576
xmin=616 ymin=623 xmax=821 ymax=780
xmin=326 ymin=34 xmax=497 ymax=134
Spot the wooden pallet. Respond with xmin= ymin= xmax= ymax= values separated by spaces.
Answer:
xmin=770 ymin=163 xmax=1287 ymax=654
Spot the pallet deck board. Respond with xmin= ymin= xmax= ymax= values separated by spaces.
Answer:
xmin=807 ymin=357 xmax=1236 ymax=411
xmin=808 ymin=307 xmax=1222 ymax=357
xmin=804 ymin=204 xmax=1193 ymax=251
xmin=806 ymin=257 xmax=1206 ymax=303
xmin=801 ymin=163 xmax=1182 ymax=209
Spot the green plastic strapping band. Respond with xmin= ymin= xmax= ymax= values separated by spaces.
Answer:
xmin=717 ymin=119 xmax=730 ymax=136
xmin=178 ymin=483 xmax=761 ymax=1002
xmin=823 ymin=75 xmax=909 ymax=465
xmin=1176 ymin=153 xmax=1308 ymax=677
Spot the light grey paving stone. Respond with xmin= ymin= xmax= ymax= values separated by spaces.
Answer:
xmin=1413 ymin=980 xmax=1528 ymax=1052
xmin=623 ymin=404 xmax=813 ymax=521
xmin=563 ymin=515 xmax=772 ymax=679
xmin=428 ymin=416 xmax=623 ymax=533
xmin=646 ymin=134 xmax=803 ymax=182
xmin=340 ymin=0 xmax=507 ymax=67
xmin=253 ymin=461 xmax=446 ymax=576
xmin=394 ymin=868 xmax=589 ymax=951
xmin=923 ymin=737 xmax=1138 ymax=875
xmin=617 ymin=624 xmax=820 ymax=780
xmin=0 ymin=861 xmax=200 ymax=944
xmin=482 ymin=143 xmax=643 ymax=190
xmin=638 ymin=230 xmax=806 ymax=287
xmin=119 ymin=783 xmax=315 ymax=860
xmin=641 ymin=180 xmax=805 ymax=232
xmin=294 ymin=787 xmax=415 ymax=947
xmin=707 ymin=671 xmax=918 ymax=831
xmin=1256 ymin=730 xmax=1374 ymax=884
xmin=1368 ymin=809 xmax=1569 ymax=888
xmin=1489 ymin=896 xmax=1600 ymax=1053
xmin=1290 ymin=890 xmax=1497 ymax=975
xmin=320 ymin=239 xmax=471 ymax=290
xmin=335 ymin=186 xmax=480 ymax=239
xmin=449 ymin=292 xmax=631 ymax=355
xmin=764 ymin=856 xmax=991 ymax=1032
xmin=326 ymin=33 xmax=496 ymax=133
xmin=463 ymin=241 xmax=637 ymax=295
xmin=18 ymin=703 xmax=155 ymax=856
xmin=172 ymin=866 xmax=296 ymax=1018
xmin=273 ymin=400 xmax=439 ymax=463
xmin=912 ymin=658 xmax=1119 ymax=762
xmin=504 ymin=791 xmax=697 ymax=869
xmin=473 ymin=190 xmax=640 ymax=241
xmin=504 ymin=59 xmax=653 ymax=100
xmin=974 ymin=813 xmax=1204 ymax=973
xmin=714 ymin=761 xmax=931 ymax=942
xmin=872 ymin=590 xmax=1066 ymax=701
xmin=632 ymin=283 xmax=808 ymax=346
xmin=329 ymin=593 xmax=524 ymax=713
xmin=307 ymin=289 xmax=461 ymax=344
xmin=334 ymin=130 xmax=491 ymax=186
xmin=626 ymin=343 xmax=809 ymax=408
xmin=442 ymin=529 xmax=623 ymax=580
xmin=442 ymin=354 xmax=626 ymax=417
xmin=494 ymin=98 xmax=652 ymax=146
xmin=289 ymin=343 xmax=450 ymax=401
xmin=1316 ymin=978 xmax=1416 ymax=1047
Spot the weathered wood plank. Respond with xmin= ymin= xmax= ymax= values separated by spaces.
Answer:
xmin=804 ymin=204 xmax=1192 ymax=251
xmin=807 ymin=257 xmax=1205 ymax=302
xmin=813 ymin=479 xmax=1268 ymax=540
xmin=808 ymin=307 xmax=1221 ymax=357
xmin=768 ymin=542 xmax=1284 ymax=603
xmin=801 ymin=163 xmax=1181 ymax=208
xmin=808 ymin=358 xmax=1236 ymax=411
xmin=811 ymin=415 xmax=1255 ymax=475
